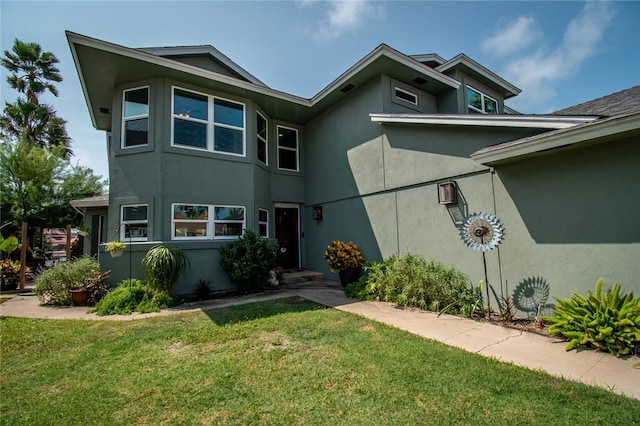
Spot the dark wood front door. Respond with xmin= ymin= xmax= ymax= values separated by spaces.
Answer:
xmin=275 ymin=207 xmax=300 ymax=270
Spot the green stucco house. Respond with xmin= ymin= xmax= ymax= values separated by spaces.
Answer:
xmin=67 ymin=31 xmax=640 ymax=311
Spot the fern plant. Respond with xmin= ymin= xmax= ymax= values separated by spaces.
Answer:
xmin=141 ymin=246 xmax=189 ymax=295
xmin=544 ymin=279 xmax=640 ymax=356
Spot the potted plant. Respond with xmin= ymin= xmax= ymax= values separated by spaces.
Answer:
xmin=104 ymin=240 xmax=126 ymax=257
xmin=0 ymin=259 xmax=21 ymax=291
xmin=324 ymin=240 xmax=365 ymax=287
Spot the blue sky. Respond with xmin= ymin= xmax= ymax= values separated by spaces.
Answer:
xmin=2 ymin=0 xmax=639 ymax=181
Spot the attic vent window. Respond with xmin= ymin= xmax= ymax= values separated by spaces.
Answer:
xmin=341 ymin=84 xmax=355 ymax=93
xmin=394 ymin=87 xmax=418 ymax=105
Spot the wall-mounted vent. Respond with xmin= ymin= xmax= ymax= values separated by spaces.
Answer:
xmin=340 ymin=84 xmax=355 ymax=93
xmin=412 ymin=77 xmax=427 ymax=85
xmin=99 ymin=107 xmax=110 ymax=114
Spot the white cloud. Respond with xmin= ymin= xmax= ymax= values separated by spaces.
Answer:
xmin=504 ymin=1 xmax=615 ymax=109
xmin=482 ymin=16 xmax=541 ymax=57
xmin=313 ymin=0 xmax=382 ymax=43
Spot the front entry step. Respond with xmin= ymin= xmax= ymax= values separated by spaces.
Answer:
xmin=280 ymin=270 xmax=324 ymax=285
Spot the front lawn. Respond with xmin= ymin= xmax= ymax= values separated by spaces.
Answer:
xmin=1 ymin=297 xmax=638 ymax=425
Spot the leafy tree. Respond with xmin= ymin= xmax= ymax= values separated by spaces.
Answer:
xmin=0 ymin=39 xmax=104 ymax=229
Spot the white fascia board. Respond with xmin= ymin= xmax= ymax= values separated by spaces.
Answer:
xmin=66 ymin=32 xmax=311 ymax=107
xmin=369 ymin=113 xmax=597 ymax=129
xmin=437 ymin=54 xmax=521 ymax=97
xmin=312 ymin=45 xmax=460 ymax=104
xmin=470 ymin=113 xmax=640 ymax=165
xmin=67 ymin=33 xmax=98 ymax=128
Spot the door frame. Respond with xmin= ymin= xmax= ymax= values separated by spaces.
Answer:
xmin=274 ymin=203 xmax=300 ymax=270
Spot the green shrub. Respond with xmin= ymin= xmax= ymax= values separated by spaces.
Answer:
xmin=345 ymin=275 xmax=375 ymax=300
xmin=141 ymin=246 xmax=189 ymax=295
xmin=545 ymin=279 xmax=640 ymax=356
xmin=34 ymin=256 xmax=104 ymax=305
xmin=93 ymin=280 xmax=173 ymax=316
xmin=219 ymin=229 xmax=277 ymax=292
xmin=363 ymin=253 xmax=470 ymax=311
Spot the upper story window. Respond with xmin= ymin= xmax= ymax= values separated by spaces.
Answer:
xmin=467 ymin=86 xmax=498 ymax=114
xmin=172 ymin=203 xmax=245 ymax=240
xmin=277 ymin=126 xmax=298 ymax=171
xmin=257 ymin=112 xmax=268 ymax=165
xmin=394 ymin=87 xmax=418 ymax=105
xmin=120 ymin=204 xmax=148 ymax=241
xmin=122 ymin=87 xmax=149 ymax=148
xmin=172 ymin=87 xmax=245 ymax=156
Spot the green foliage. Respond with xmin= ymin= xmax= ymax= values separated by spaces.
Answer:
xmin=345 ymin=275 xmax=375 ymax=300
xmin=545 ymin=279 xmax=640 ymax=356
xmin=193 ymin=279 xmax=212 ymax=301
xmin=348 ymin=253 xmax=471 ymax=313
xmin=439 ymin=280 xmax=485 ymax=318
xmin=93 ymin=279 xmax=173 ymax=316
xmin=141 ymin=245 xmax=189 ymax=295
xmin=219 ymin=229 xmax=277 ymax=292
xmin=33 ymin=256 xmax=104 ymax=305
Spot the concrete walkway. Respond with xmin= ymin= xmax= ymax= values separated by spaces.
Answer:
xmin=1 ymin=281 xmax=639 ymax=401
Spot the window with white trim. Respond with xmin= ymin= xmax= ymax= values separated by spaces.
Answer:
xmin=258 ymin=208 xmax=268 ymax=237
xmin=120 ymin=205 xmax=148 ymax=241
xmin=277 ymin=126 xmax=298 ymax=171
xmin=467 ymin=86 xmax=498 ymax=114
xmin=394 ymin=86 xmax=418 ymax=105
xmin=172 ymin=204 xmax=245 ymax=240
xmin=257 ymin=112 xmax=268 ymax=165
xmin=122 ymin=87 xmax=149 ymax=147
xmin=172 ymin=87 xmax=245 ymax=155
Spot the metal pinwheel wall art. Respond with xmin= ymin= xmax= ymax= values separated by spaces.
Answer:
xmin=459 ymin=212 xmax=504 ymax=252
xmin=459 ymin=212 xmax=505 ymax=315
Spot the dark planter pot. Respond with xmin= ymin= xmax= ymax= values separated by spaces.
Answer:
xmin=69 ymin=289 xmax=90 ymax=306
xmin=339 ymin=268 xmax=361 ymax=288
xmin=1 ymin=281 xmax=18 ymax=291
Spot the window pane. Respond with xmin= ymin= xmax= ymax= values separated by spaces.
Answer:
xmin=485 ymin=97 xmax=498 ymax=114
xmin=278 ymin=127 xmax=297 ymax=149
xmin=214 ymin=99 xmax=243 ymax=127
xmin=259 ymin=223 xmax=267 ymax=237
xmin=467 ymin=87 xmax=482 ymax=110
xmin=215 ymin=222 xmax=243 ymax=237
xmin=215 ymin=207 xmax=244 ymax=221
xmin=123 ymin=205 xmax=147 ymax=221
xmin=214 ymin=126 xmax=243 ymax=154
xmin=279 ymin=149 xmax=297 ymax=170
xmin=174 ymin=222 xmax=208 ymax=237
xmin=124 ymin=224 xmax=147 ymax=239
xmin=257 ymin=114 xmax=267 ymax=139
xmin=174 ymin=89 xmax=208 ymax=120
xmin=125 ymin=118 xmax=148 ymax=147
xmin=124 ymin=88 xmax=148 ymax=117
xmin=258 ymin=139 xmax=267 ymax=163
xmin=173 ymin=205 xmax=208 ymax=220
xmin=259 ymin=209 xmax=268 ymax=223
xmin=174 ymin=118 xmax=207 ymax=148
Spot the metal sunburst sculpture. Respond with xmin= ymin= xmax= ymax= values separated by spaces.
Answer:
xmin=460 ymin=212 xmax=505 ymax=314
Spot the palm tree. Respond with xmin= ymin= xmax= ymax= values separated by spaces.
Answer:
xmin=1 ymin=39 xmax=62 ymax=105
xmin=1 ymin=39 xmax=71 ymax=157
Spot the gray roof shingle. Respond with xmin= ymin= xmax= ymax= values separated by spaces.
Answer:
xmin=552 ymin=85 xmax=640 ymax=117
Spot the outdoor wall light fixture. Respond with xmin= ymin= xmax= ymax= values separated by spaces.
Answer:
xmin=313 ymin=206 xmax=323 ymax=221
xmin=438 ymin=181 xmax=457 ymax=205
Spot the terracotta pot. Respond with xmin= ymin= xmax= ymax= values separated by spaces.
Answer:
xmin=69 ymin=289 xmax=90 ymax=306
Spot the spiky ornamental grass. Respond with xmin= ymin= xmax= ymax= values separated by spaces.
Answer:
xmin=141 ymin=245 xmax=189 ymax=295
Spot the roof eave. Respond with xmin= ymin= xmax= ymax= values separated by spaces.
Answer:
xmin=369 ymin=113 xmax=597 ymax=129
xmin=471 ymin=113 xmax=640 ymax=165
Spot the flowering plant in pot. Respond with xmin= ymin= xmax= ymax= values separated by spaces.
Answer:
xmin=324 ymin=240 xmax=365 ymax=287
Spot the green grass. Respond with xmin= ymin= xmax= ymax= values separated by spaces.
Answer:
xmin=1 ymin=296 xmax=638 ymax=425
